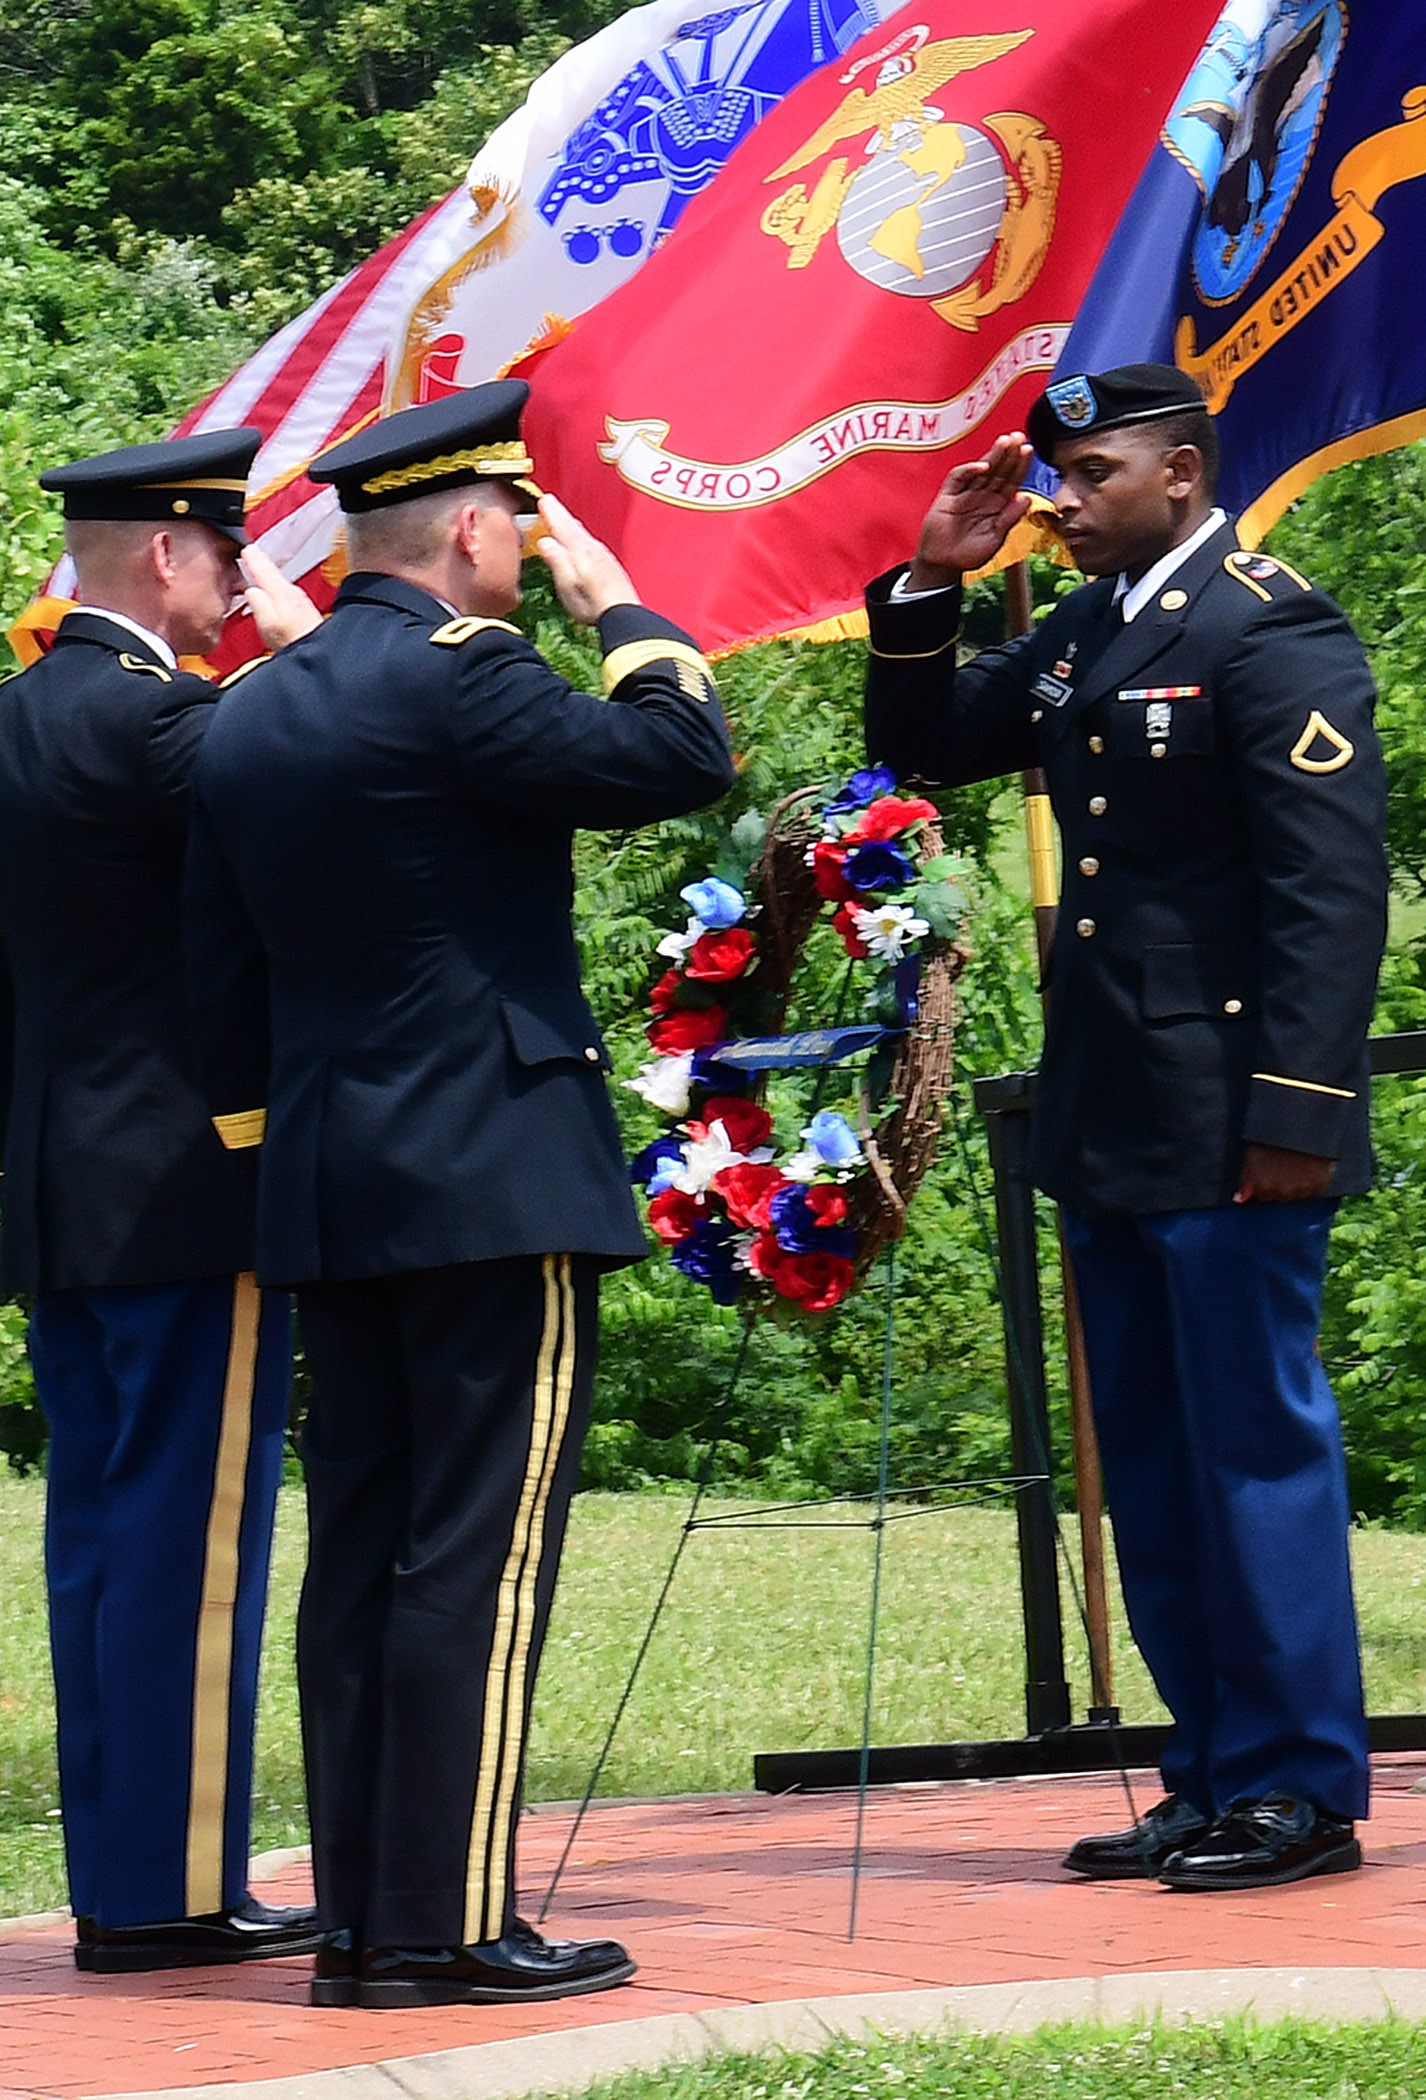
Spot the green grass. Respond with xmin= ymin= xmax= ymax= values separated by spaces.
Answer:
xmin=5 ymin=1479 xmax=1426 ymax=1917
xmin=550 ymin=2022 xmax=1426 ymax=2100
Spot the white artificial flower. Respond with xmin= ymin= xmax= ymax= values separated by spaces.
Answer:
xmin=624 ymin=1053 xmax=695 ymax=1117
xmin=668 ymin=1118 xmax=746 ymax=1193
xmin=852 ymin=902 xmax=930 ymax=962
xmin=656 ymin=915 xmax=705 ymax=961
xmin=780 ymin=1148 xmax=823 ymax=1183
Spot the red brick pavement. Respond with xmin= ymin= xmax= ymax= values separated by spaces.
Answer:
xmin=4 ymin=1761 xmax=1426 ymax=2099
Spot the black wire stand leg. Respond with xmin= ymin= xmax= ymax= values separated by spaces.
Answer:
xmin=538 ymin=1316 xmax=756 ymax=1923
xmin=848 ymin=1242 xmax=896 ymax=1940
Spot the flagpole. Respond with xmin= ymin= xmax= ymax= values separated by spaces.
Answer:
xmin=1004 ymin=559 xmax=1116 ymax=1717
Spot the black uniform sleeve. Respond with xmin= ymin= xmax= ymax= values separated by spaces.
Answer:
xmin=447 ymin=606 xmax=735 ymax=826
xmin=182 ymin=787 xmax=272 ymax=1152
xmin=1218 ymin=585 xmax=1388 ymax=1159
xmin=0 ymin=943 xmax=12 ymax=1152
xmin=146 ymin=678 xmax=219 ymax=823
xmin=863 ymin=566 xmax=1041 ymax=784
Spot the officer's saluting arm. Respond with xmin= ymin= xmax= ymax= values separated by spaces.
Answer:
xmin=864 ymin=434 xmax=1041 ymax=787
xmin=445 ymin=607 xmax=735 ymax=828
xmin=1221 ymin=567 xmax=1388 ymax=1162
xmin=146 ymin=554 xmax=323 ymax=820
xmin=864 ymin=568 xmax=1040 ymax=786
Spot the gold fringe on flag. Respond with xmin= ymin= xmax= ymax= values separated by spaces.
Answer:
xmin=499 ymin=313 xmax=576 ymax=379
xmin=8 ymin=595 xmax=78 ymax=667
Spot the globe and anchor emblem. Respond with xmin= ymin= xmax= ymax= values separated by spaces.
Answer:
xmin=760 ymin=27 xmax=1061 ymax=331
xmin=836 ymin=119 xmax=1008 ymax=301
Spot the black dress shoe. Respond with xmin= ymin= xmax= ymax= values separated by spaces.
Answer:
xmin=75 ymin=1895 xmax=322 ymax=1973
xmin=358 ymin=1917 xmax=636 ymax=2007
xmin=1063 ymin=1793 xmax=1210 ymax=1879
xmin=1159 ymin=1795 xmax=1361 ymax=1891
xmin=310 ymin=1928 xmax=361 ymax=2008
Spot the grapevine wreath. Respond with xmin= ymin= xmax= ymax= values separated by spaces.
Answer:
xmin=626 ymin=769 xmax=971 ymax=1317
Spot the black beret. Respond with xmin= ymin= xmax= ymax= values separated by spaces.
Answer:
xmin=310 ymin=381 xmax=538 ymax=514
xmin=1026 ymin=363 xmax=1208 ymax=464
xmin=39 ymin=428 xmax=261 ymax=544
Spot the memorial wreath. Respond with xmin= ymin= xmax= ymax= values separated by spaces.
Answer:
xmin=626 ymin=769 xmax=971 ymax=1317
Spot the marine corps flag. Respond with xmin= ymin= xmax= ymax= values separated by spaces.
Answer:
xmin=522 ymin=1 xmax=1224 ymax=654
xmin=1049 ymin=0 xmax=1426 ymax=541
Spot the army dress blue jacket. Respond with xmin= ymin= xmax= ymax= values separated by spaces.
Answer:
xmin=864 ymin=521 xmax=1388 ymax=1217
xmin=187 ymin=573 xmax=736 ymax=1287
xmin=0 ymin=614 xmax=258 ymax=1294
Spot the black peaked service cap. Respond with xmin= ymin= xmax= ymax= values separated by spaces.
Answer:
xmin=309 ymin=381 xmax=540 ymax=514
xmin=40 ymin=427 xmax=262 ymax=545
xmin=1027 ymin=363 xmax=1209 ymax=465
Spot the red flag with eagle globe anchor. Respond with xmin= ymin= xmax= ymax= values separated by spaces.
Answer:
xmin=522 ymin=1 xmax=1226 ymax=655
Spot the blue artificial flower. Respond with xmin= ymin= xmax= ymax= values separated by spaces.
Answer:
xmin=628 ymin=1134 xmax=686 ymax=1188
xmin=670 ymin=1219 xmax=743 ymax=1305
xmin=680 ymin=877 xmax=745 ymax=929
xmin=844 ymin=841 xmax=917 ymax=893
xmin=802 ymin=1110 xmax=863 ymax=1168
xmin=768 ymin=1185 xmax=858 ymax=1259
xmin=825 ymin=764 xmax=898 ymax=818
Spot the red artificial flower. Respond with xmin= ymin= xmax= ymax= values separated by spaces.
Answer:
xmin=647 ymin=1005 xmax=728 ymax=1054
xmin=685 ymin=926 xmax=756 ymax=983
xmin=712 ymin=1163 xmax=790 ymax=1231
xmin=812 ymin=839 xmax=859 ymax=903
xmin=649 ymin=968 xmax=684 ymax=1015
xmin=698 ymin=1096 xmax=774 ymax=1153
xmin=747 ymin=1231 xmax=787 ymax=1280
xmin=803 ymin=1184 xmax=848 ymax=1226
xmin=769 ymin=1251 xmax=856 ymax=1313
xmin=647 ymin=1189 xmax=703 ymax=1243
xmin=832 ymin=903 xmax=869 ymax=959
xmin=842 ymin=795 xmax=939 ymax=845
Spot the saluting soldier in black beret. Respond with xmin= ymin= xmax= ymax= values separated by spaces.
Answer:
xmin=185 ymin=379 xmax=736 ymax=2009
xmin=864 ymin=363 xmax=1387 ymax=1893
xmin=0 ymin=432 xmax=321 ymax=1970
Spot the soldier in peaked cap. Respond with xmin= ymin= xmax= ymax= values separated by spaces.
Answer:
xmin=0 ymin=428 xmax=322 ymax=1970
xmin=185 ymin=379 xmax=735 ymax=2009
xmin=863 ymin=362 xmax=1386 ymax=1893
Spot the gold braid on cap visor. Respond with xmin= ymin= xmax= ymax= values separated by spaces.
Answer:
xmin=360 ymin=442 xmax=534 ymax=497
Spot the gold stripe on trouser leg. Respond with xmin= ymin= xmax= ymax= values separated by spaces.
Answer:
xmin=463 ymin=1255 xmax=578 ymax=1944
xmin=479 ymin=1258 xmax=578 ymax=1939
xmin=186 ymin=1273 xmax=260 ymax=1917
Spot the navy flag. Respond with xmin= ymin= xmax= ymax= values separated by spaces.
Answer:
xmin=1049 ymin=2 xmax=1426 ymax=540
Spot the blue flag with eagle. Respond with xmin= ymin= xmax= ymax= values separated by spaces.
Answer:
xmin=1049 ymin=0 xmax=1426 ymax=542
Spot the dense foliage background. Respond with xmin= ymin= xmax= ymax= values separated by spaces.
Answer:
xmin=5 ymin=2 xmax=1426 ymax=1521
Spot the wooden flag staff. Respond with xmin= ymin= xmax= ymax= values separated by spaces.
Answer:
xmin=1003 ymin=558 xmax=1116 ymax=1717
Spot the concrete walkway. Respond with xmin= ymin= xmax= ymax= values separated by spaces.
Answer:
xmin=6 ymin=1758 xmax=1426 ymax=2100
